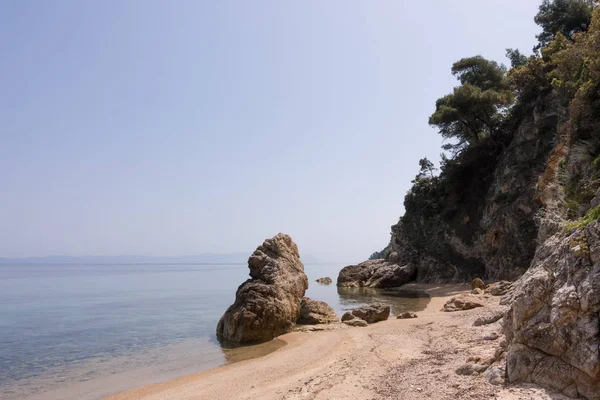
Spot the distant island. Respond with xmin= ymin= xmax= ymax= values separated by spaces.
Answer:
xmin=0 ymin=253 xmax=321 ymax=264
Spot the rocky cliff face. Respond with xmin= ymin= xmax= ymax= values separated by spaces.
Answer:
xmin=342 ymin=100 xmax=563 ymax=286
xmin=503 ymin=221 xmax=600 ymax=399
xmin=216 ymin=233 xmax=308 ymax=345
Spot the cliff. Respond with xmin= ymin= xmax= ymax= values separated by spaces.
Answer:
xmin=342 ymin=4 xmax=600 ymax=287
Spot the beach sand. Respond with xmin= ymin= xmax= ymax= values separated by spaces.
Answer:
xmin=106 ymin=284 xmax=568 ymax=400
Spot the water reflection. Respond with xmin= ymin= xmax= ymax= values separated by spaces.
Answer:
xmin=336 ymin=287 xmax=430 ymax=316
xmin=220 ymin=338 xmax=287 ymax=363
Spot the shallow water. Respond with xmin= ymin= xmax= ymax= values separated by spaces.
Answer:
xmin=0 ymin=262 xmax=429 ymax=399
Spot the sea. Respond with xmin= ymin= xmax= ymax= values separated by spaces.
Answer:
xmin=0 ymin=262 xmax=430 ymax=400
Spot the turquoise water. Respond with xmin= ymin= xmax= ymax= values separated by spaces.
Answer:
xmin=0 ymin=262 xmax=429 ymax=399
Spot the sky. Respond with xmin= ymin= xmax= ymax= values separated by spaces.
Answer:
xmin=0 ymin=1 xmax=542 ymax=263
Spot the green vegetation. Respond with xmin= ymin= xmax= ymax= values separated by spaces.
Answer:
xmin=567 ymin=203 xmax=600 ymax=229
xmin=535 ymin=0 xmax=595 ymax=48
xmin=400 ymin=0 xmax=600 ymax=257
xmin=429 ymin=56 xmax=513 ymax=153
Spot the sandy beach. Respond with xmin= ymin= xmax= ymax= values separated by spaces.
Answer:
xmin=106 ymin=284 xmax=567 ymax=400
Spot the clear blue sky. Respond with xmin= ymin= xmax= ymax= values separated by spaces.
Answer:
xmin=1 ymin=1 xmax=541 ymax=262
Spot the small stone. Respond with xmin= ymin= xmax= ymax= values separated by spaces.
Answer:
xmin=315 ymin=277 xmax=332 ymax=285
xmin=473 ymin=310 xmax=504 ymax=326
xmin=397 ymin=312 xmax=418 ymax=319
xmin=343 ymin=317 xmax=368 ymax=327
xmin=471 ymin=278 xmax=485 ymax=290
xmin=483 ymin=366 xmax=505 ymax=385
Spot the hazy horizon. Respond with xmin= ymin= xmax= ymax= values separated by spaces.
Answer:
xmin=1 ymin=1 xmax=540 ymax=261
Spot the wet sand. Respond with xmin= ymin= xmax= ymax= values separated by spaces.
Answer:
xmin=106 ymin=284 xmax=567 ymax=400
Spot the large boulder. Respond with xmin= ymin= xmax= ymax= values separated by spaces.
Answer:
xmin=337 ymin=260 xmax=416 ymax=288
xmin=216 ymin=234 xmax=309 ymax=345
xmin=442 ymin=294 xmax=484 ymax=312
xmin=297 ymin=297 xmax=338 ymax=325
xmin=347 ymin=303 xmax=390 ymax=323
xmin=504 ymin=221 xmax=600 ymax=399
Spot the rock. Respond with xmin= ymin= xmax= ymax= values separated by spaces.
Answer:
xmin=297 ymin=297 xmax=338 ymax=325
xmin=342 ymin=317 xmax=368 ymax=327
xmin=473 ymin=310 xmax=504 ymax=326
xmin=216 ymin=233 xmax=309 ymax=345
xmin=483 ymin=366 xmax=505 ymax=385
xmin=348 ymin=303 xmax=390 ymax=323
xmin=442 ymin=294 xmax=484 ymax=312
xmin=337 ymin=259 xmax=416 ymax=288
xmin=504 ymin=221 xmax=600 ymax=399
xmin=396 ymin=312 xmax=418 ymax=319
xmin=485 ymin=280 xmax=513 ymax=296
xmin=341 ymin=312 xmax=355 ymax=322
xmin=315 ymin=277 xmax=332 ymax=285
xmin=483 ymin=332 xmax=500 ymax=341
xmin=471 ymin=278 xmax=485 ymax=290
xmin=471 ymin=288 xmax=484 ymax=295
xmin=455 ymin=363 xmax=488 ymax=376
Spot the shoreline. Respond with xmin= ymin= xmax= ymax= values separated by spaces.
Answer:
xmin=106 ymin=283 xmax=564 ymax=400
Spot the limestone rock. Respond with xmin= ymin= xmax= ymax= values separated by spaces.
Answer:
xmin=455 ymin=363 xmax=488 ymax=376
xmin=473 ymin=310 xmax=504 ymax=326
xmin=485 ymin=280 xmax=513 ymax=296
xmin=297 ymin=297 xmax=338 ymax=325
xmin=337 ymin=260 xmax=416 ymax=288
xmin=504 ymin=221 xmax=600 ymax=399
xmin=471 ymin=278 xmax=485 ymax=290
xmin=442 ymin=294 xmax=484 ymax=312
xmin=397 ymin=312 xmax=418 ymax=319
xmin=471 ymin=288 xmax=484 ymax=295
xmin=341 ymin=311 xmax=355 ymax=322
xmin=343 ymin=317 xmax=368 ymax=327
xmin=315 ymin=277 xmax=332 ymax=285
xmin=348 ymin=303 xmax=390 ymax=324
xmin=216 ymin=233 xmax=309 ymax=345
xmin=483 ymin=366 xmax=505 ymax=385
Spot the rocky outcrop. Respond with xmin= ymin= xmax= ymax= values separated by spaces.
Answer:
xmin=315 ymin=277 xmax=332 ymax=285
xmin=504 ymin=221 xmax=600 ymax=399
xmin=216 ymin=233 xmax=309 ymax=345
xmin=337 ymin=259 xmax=416 ymax=288
xmin=297 ymin=297 xmax=338 ymax=325
xmin=442 ymin=294 xmax=485 ymax=312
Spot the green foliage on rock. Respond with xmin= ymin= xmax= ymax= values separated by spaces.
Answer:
xmin=534 ymin=0 xmax=595 ymax=48
xmin=429 ymin=56 xmax=513 ymax=152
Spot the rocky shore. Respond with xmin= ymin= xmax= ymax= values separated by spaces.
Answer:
xmin=108 ymin=284 xmax=571 ymax=400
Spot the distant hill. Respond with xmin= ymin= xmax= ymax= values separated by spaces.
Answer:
xmin=0 ymin=253 xmax=321 ymax=264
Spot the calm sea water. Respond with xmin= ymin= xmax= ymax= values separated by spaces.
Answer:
xmin=0 ymin=262 xmax=429 ymax=400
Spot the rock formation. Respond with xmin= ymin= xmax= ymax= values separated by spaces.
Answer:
xmin=343 ymin=304 xmax=390 ymax=324
xmin=442 ymin=294 xmax=485 ymax=312
xmin=504 ymin=221 xmax=600 ymax=399
xmin=342 ymin=315 xmax=368 ymax=327
xmin=216 ymin=233 xmax=309 ymax=345
xmin=471 ymin=278 xmax=485 ymax=290
xmin=337 ymin=259 xmax=416 ymax=288
xmin=315 ymin=277 xmax=332 ymax=285
xmin=396 ymin=312 xmax=418 ymax=319
xmin=297 ymin=297 xmax=338 ymax=325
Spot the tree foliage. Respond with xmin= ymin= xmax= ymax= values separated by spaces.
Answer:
xmin=506 ymin=48 xmax=528 ymax=69
xmin=429 ymin=56 xmax=513 ymax=151
xmin=534 ymin=0 xmax=595 ymax=48
xmin=416 ymin=157 xmax=437 ymax=180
